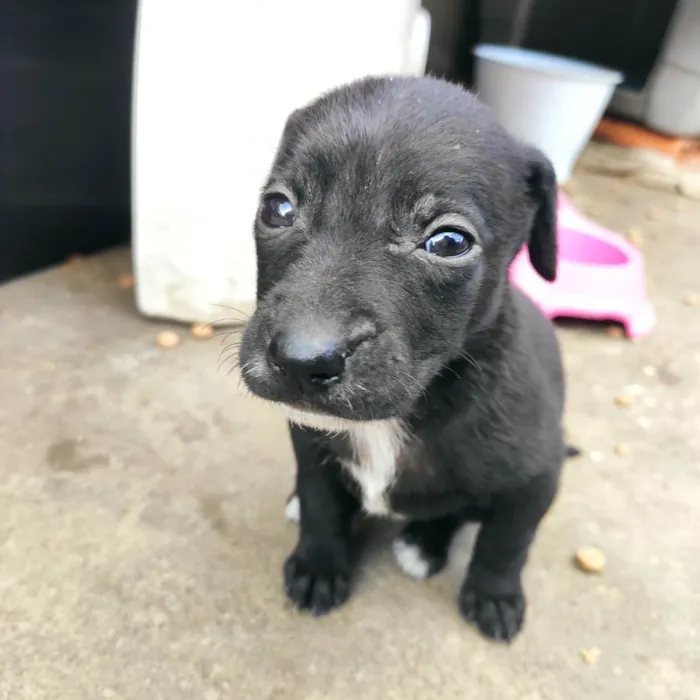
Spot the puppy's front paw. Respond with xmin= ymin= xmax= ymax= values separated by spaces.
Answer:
xmin=459 ymin=585 xmax=526 ymax=642
xmin=284 ymin=545 xmax=351 ymax=616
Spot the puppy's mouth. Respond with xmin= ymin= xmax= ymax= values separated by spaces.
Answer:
xmin=238 ymin=324 xmax=418 ymax=422
xmin=239 ymin=355 xmax=404 ymax=422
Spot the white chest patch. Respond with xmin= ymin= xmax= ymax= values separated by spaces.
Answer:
xmin=283 ymin=408 xmax=407 ymax=516
xmin=343 ymin=420 xmax=406 ymax=516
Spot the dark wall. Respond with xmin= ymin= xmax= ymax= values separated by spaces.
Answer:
xmin=426 ymin=0 xmax=679 ymax=90
xmin=0 ymin=0 xmax=137 ymax=283
xmin=523 ymin=0 xmax=679 ymax=90
xmin=423 ymin=0 xmax=483 ymax=84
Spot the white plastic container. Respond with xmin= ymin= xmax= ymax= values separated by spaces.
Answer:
xmin=132 ymin=0 xmax=430 ymax=324
xmin=473 ymin=44 xmax=623 ymax=183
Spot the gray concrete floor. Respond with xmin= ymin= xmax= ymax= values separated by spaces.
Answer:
xmin=1 ymin=160 xmax=698 ymax=699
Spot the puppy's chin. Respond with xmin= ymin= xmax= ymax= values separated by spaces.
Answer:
xmin=239 ymin=356 xmax=416 ymax=423
xmin=280 ymin=407 xmax=369 ymax=434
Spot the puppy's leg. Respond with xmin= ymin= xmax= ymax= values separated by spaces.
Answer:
xmin=459 ymin=474 xmax=558 ymax=642
xmin=284 ymin=424 xmax=359 ymax=616
xmin=393 ymin=514 xmax=464 ymax=579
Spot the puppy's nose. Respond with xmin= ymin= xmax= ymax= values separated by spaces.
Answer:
xmin=268 ymin=324 xmax=375 ymax=389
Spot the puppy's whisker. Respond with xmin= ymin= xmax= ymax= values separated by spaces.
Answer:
xmin=218 ymin=344 xmax=242 ymax=359
xmin=213 ymin=328 xmax=244 ymax=339
xmin=397 ymin=370 xmax=427 ymax=397
xmin=445 ymin=365 xmax=461 ymax=380
xmin=218 ymin=351 xmax=241 ymax=373
xmin=210 ymin=303 xmax=252 ymax=319
xmin=235 ymin=369 xmax=257 ymax=398
xmin=225 ymin=364 xmax=241 ymax=378
xmin=218 ymin=334 xmax=243 ymax=350
xmin=389 ymin=375 xmax=414 ymax=402
xmin=226 ymin=362 xmax=245 ymax=377
xmin=236 ymin=360 xmax=254 ymax=380
xmin=207 ymin=319 xmax=247 ymax=329
xmin=208 ymin=312 xmax=248 ymax=323
xmin=459 ymin=351 xmax=483 ymax=373
xmin=221 ymin=342 xmax=242 ymax=354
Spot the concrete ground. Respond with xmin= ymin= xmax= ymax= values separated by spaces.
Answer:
xmin=1 ymin=156 xmax=698 ymax=699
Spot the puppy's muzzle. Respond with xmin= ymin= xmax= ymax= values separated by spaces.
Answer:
xmin=267 ymin=320 xmax=377 ymax=391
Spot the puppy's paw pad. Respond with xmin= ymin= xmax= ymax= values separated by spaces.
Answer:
xmin=283 ymin=550 xmax=350 ymax=616
xmin=284 ymin=493 xmax=300 ymax=523
xmin=392 ymin=537 xmax=444 ymax=579
xmin=459 ymin=587 xmax=526 ymax=642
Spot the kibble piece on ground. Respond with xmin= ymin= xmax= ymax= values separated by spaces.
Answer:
xmin=627 ymin=226 xmax=643 ymax=246
xmin=614 ymin=443 xmax=630 ymax=457
xmin=575 ymin=546 xmax=606 ymax=574
xmin=614 ymin=394 xmax=633 ymax=408
xmin=191 ymin=323 xmax=214 ymax=339
xmin=118 ymin=274 xmax=134 ymax=289
xmin=580 ymin=647 xmax=601 ymax=665
xmin=157 ymin=330 xmax=181 ymax=349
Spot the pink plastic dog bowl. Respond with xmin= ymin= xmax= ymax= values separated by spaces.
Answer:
xmin=510 ymin=194 xmax=654 ymax=338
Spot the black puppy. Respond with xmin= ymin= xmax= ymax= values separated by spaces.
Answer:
xmin=239 ymin=76 xmax=565 ymax=642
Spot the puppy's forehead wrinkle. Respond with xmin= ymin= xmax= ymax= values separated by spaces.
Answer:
xmin=276 ymin=144 xmax=385 ymax=209
xmin=412 ymin=194 xmax=438 ymax=220
xmin=278 ymin=144 xmax=508 ymax=244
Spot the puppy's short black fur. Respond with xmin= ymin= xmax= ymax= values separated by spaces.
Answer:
xmin=239 ymin=76 xmax=566 ymax=642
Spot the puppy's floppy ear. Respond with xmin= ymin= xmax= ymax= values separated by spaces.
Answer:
xmin=523 ymin=147 xmax=558 ymax=282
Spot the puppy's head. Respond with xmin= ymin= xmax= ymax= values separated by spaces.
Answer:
xmin=239 ymin=76 xmax=556 ymax=422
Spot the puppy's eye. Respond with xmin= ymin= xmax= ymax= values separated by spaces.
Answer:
xmin=261 ymin=194 xmax=295 ymax=228
xmin=422 ymin=229 xmax=473 ymax=258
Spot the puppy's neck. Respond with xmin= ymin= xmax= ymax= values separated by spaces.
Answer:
xmin=284 ymin=407 xmax=406 ymax=517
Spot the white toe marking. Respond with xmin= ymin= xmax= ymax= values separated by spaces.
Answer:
xmin=284 ymin=494 xmax=300 ymax=523
xmin=393 ymin=538 xmax=430 ymax=579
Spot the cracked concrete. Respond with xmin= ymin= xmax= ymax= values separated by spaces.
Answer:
xmin=1 ymin=154 xmax=698 ymax=699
